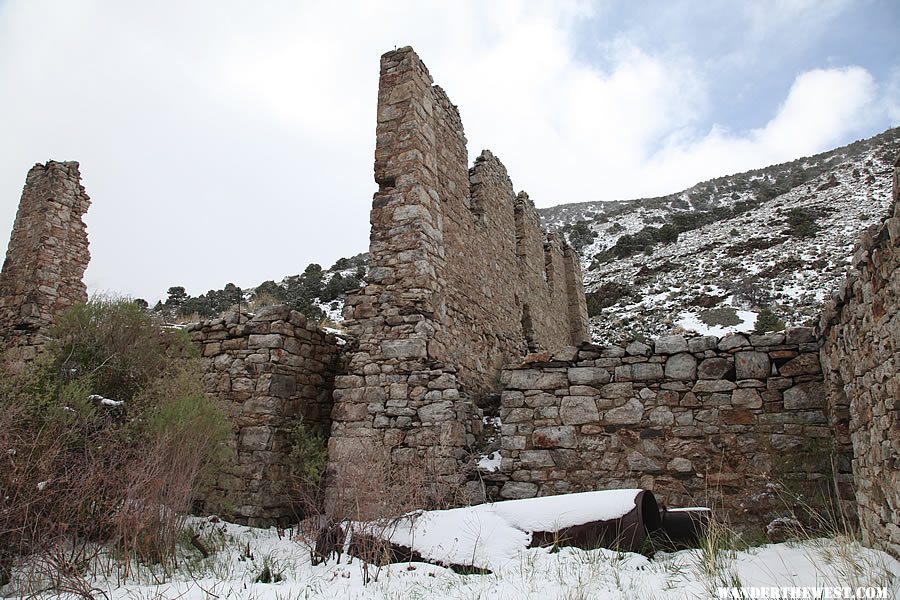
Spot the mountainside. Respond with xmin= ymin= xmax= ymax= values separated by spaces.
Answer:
xmin=161 ymin=127 xmax=899 ymax=344
xmin=542 ymin=127 xmax=900 ymax=344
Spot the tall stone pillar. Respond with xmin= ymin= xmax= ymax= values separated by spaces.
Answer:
xmin=0 ymin=160 xmax=91 ymax=362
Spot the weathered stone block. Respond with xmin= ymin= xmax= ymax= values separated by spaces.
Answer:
xmin=617 ymin=363 xmax=665 ymax=381
xmin=665 ymin=353 xmax=697 ymax=380
xmin=626 ymin=451 xmax=662 ymax=473
xmin=501 ymin=390 xmax=525 ymax=407
xmin=718 ymin=334 xmax=749 ymax=351
xmin=253 ymin=305 xmax=292 ymax=322
xmin=506 ymin=369 xmax=568 ymax=390
xmin=648 ymin=406 xmax=674 ymax=426
xmin=601 ymin=382 xmax=634 ymax=398
xmin=239 ymin=426 xmax=272 ymax=451
xmin=524 ymin=393 xmax=558 ymax=407
xmin=667 ymin=457 xmax=693 ymax=472
xmin=692 ymin=379 xmax=736 ymax=393
xmin=503 ymin=408 xmax=535 ymax=423
xmin=568 ymin=366 xmax=611 ymax=386
xmin=735 ymin=351 xmax=770 ymax=380
xmin=268 ymin=374 xmax=297 ymax=398
xmin=633 ymin=363 xmax=664 ymax=381
xmin=778 ymin=353 xmax=821 ymax=377
xmin=688 ymin=336 xmax=718 ymax=352
xmin=553 ymin=346 xmax=580 ymax=362
xmin=520 ymin=450 xmax=555 ymax=468
xmin=560 ymin=397 xmax=600 ymax=425
xmin=732 ymin=388 xmax=763 ymax=409
xmin=249 ymin=334 xmax=283 ymax=349
xmin=333 ymin=401 xmax=369 ymax=422
xmin=721 ymin=408 xmax=754 ymax=425
xmin=533 ymin=426 xmax=577 ymax=449
xmin=698 ymin=357 xmax=733 ymax=380
xmin=382 ymin=338 xmax=427 ymax=359
xmin=785 ymin=327 xmax=816 ymax=345
xmin=749 ymin=333 xmax=785 ymax=346
xmin=625 ymin=340 xmax=651 ymax=356
xmin=605 ymin=398 xmax=644 ymax=425
xmin=655 ymin=335 xmax=688 ymax=354
xmin=569 ymin=385 xmax=599 ymax=396
xmin=783 ymin=381 xmax=825 ymax=410
xmin=232 ymin=378 xmax=255 ymax=392
xmin=500 ymin=481 xmax=538 ymax=499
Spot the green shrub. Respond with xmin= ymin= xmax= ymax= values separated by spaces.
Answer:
xmin=754 ymin=307 xmax=785 ymax=334
xmin=285 ymin=420 xmax=328 ymax=518
xmin=46 ymin=297 xmax=195 ymax=403
xmin=0 ymin=298 xmax=230 ymax=579
xmin=288 ymin=420 xmax=327 ymax=485
xmin=698 ymin=307 xmax=741 ymax=327
xmin=785 ymin=208 xmax=820 ymax=238
xmin=562 ymin=221 xmax=597 ymax=251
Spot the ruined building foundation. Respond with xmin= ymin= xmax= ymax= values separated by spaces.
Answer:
xmin=0 ymin=49 xmax=897 ymax=558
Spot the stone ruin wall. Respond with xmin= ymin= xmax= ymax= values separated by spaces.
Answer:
xmin=818 ymin=156 xmax=900 ymax=558
xmin=490 ymin=330 xmax=846 ymax=530
xmin=0 ymin=161 xmax=91 ymax=364
xmin=328 ymin=47 xmax=588 ymax=508
xmin=0 ymin=52 xmax=894 ymax=557
xmin=443 ymin=152 xmax=589 ymax=389
xmin=188 ymin=305 xmax=342 ymax=525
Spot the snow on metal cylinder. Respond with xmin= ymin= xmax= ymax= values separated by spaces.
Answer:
xmin=345 ymin=489 xmax=690 ymax=572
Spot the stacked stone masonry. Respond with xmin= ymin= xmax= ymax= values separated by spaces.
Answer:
xmin=188 ymin=306 xmax=342 ymax=525
xmin=1 ymin=50 xmax=896 ymax=557
xmin=0 ymin=161 xmax=90 ymax=364
xmin=328 ymin=47 xmax=588 ymax=507
xmin=491 ymin=329 xmax=850 ymax=530
xmin=818 ymin=155 xmax=900 ymax=558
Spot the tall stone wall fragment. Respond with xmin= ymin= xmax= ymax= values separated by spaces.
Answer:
xmin=819 ymin=154 xmax=900 ymax=559
xmin=0 ymin=161 xmax=91 ymax=363
xmin=328 ymin=47 xmax=588 ymax=512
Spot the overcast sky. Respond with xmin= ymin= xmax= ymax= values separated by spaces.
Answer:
xmin=1 ymin=1 xmax=898 ymax=302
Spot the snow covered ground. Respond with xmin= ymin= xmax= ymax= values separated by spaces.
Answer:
xmin=6 ymin=515 xmax=898 ymax=599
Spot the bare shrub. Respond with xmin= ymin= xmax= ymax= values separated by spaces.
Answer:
xmin=0 ymin=297 xmax=230 ymax=592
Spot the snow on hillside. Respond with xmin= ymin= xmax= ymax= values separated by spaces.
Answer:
xmin=542 ymin=127 xmax=900 ymax=345
xmin=168 ymin=127 xmax=899 ymax=344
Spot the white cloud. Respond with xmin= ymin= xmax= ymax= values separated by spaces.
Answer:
xmin=742 ymin=0 xmax=852 ymax=42
xmin=645 ymin=66 xmax=877 ymax=188
xmin=0 ymin=1 xmax=893 ymax=301
xmin=884 ymin=67 xmax=900 ymax=124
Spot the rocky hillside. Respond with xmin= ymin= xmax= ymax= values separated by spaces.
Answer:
xmin=542 ymin=126 xmax=900 ymax=344
xmin=165 ymin=127 xmax=899 ymax=344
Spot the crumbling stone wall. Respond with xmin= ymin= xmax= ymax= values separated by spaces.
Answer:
xmin=188 ymin=306 xmax=342 ymax=525
xmin=819 ymin=156 xmax=900 ymax=558
xmin=329 ymin=47 xmax=588 ymax=507
xmin=491 ymin=330 xmax=847 ymax=530
xmin=0 ymin=161 xmax=91 ymax=363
